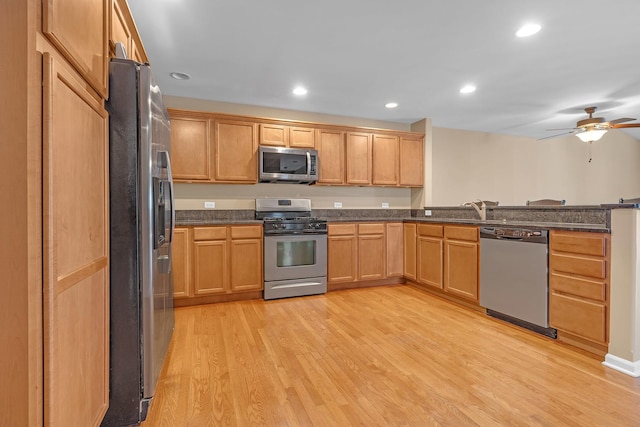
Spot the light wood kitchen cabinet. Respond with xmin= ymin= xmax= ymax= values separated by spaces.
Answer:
xmin=328 ymin=224 xmax=358 ymax=283
xmin=444 ymin=226 xmax=479 ymax=301
xmin=259 ymin=123 xmax=316 ymax=148
xmin=171 ymin=116 xmax=212 ymax=181
xmin=549 ymin=230 xmax=610 ymax=351
xmin=172 ymin=227 xmax=192 ymax=298
xmin=191 ymin=225 xmax=263 ymax=296
xmin=346 ymin=132 xmax=372 ymax=185
xmin=43 ymin=51 xmax=110 ymax=426
xmin=317 ymin=128 xmax=346 ymax=185
xmin=417 ymin=224 xmax=444 ymax=289
xmin=43 ymin=0 xmax=109 ymax=97
xmin=109 ymin=0 xmax=148 ymax=63
xmin=372 ymin=134 xmax=399 ymax=186
xmin=399 ymin=136 xmax=424 ymax=187
xmin=358 ymin=223 xmax=386 ymax=280
xmin=403 ymin=223 xmax=417 ymax=281
xmin=386 ymin=223 xmax=404 ymax=277
xmin=214 ymin=119 xmax=258 ymax=183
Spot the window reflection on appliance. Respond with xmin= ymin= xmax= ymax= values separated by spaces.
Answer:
xmin=276 ymin=240 xmax=316 ymax=267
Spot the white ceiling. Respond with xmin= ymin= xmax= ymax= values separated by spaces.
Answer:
xmin=129 ymin=0 xmax=640 ymax=140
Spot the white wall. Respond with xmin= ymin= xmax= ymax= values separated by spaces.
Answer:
xmin=431 ymin=127 xmax=640 ymax=206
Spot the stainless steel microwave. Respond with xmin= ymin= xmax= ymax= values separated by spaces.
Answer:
xmin=259 ymin=146 xmax=319 ymax=184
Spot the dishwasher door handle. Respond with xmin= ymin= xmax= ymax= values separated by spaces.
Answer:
xmin=495 ymin=235 xmax=525 ymax=241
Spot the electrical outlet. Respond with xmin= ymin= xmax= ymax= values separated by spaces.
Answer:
xmin=424 ymin=209 xmax=432 ymax=216
xmin=204 ymin=201 xmax=216 ymax=209
xmin=334 ymin=202 xmax=342 ymax=208
xmin=382 ymin=202 xmax=390 ymax=208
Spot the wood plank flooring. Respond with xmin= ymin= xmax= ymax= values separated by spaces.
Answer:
xmin=142 ymin=285 xmax=640 ymax=426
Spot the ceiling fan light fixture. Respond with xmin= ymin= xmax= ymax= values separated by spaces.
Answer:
xmin=576 ymin=129 xmax=607 ymax=143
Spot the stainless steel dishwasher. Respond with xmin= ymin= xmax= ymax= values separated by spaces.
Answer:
xmin=479 ymin=227 xmax=557 ymax=338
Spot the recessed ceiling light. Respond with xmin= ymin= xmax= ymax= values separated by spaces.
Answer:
xmin=293 ymin=86 xmax=308 ymax=96
xmin=516 ymin=23 xmax=542 ymax=38
xmin=170 ymin=72 xmax=191 ymax=80
xmin=385 ymin=102 xmax=398 ymax=109
xmin=459 ymin=84 xmax=476 ymax=94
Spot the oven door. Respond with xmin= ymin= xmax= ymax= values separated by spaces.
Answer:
xmin=264 ymin=234 xmax=327 ymax=282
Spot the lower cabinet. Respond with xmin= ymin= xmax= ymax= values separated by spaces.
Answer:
xmin=172 ymin=225 xmax=263 ymax=301
xmin=549 ymin=230 xmax=610 ymax=352
xmin=410 ymin=222 xmax=480 ymax=303
xmin=403 ymin=223 xmax=417 ymax=281
xmin=328 ymin=222 xmax=403 ymax=285
xmin=443 ymin=226 xmax=479 ymax=301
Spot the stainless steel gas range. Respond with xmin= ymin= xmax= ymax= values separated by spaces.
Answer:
xmin=256 ymin=198 xmax=327 ymax=300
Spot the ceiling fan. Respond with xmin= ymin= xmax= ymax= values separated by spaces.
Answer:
xmin=542 ymin=106 xmax=640 ymax=142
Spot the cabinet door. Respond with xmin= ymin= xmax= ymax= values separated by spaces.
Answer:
xmin=372 ymin=134 xmax=399 ymax=186
xmin=290 ymin=126 xmax=316 ymax=148
xmin=317 ymin=129 xmax=345 ymax=184
xmin=43 ymin=0 xmax=109 ymax=97
xmin=444 ymin=240 xmax=479 ymax=300
xmin=43 ymin=53 xmax=109 ymax=426
xmin=386 ymin=223 xmax=404 ymax=277
xmin=214 ymin=119 xmax=258 ymax=182
xmin=418 ymin=236 xmax=443 ymax=289
xmin=171 ymin=116 xmax=212 ymax=181
xmin=230 ymin=239 xmax=263 ymax=291
xmin=193 ymin=241 xmax=227 ymax=295
xmin=403 ymin=224 xmax=417 ymax=281
xmin=346 ymin=132 xmax=371 ymax=185
xmin=110 ymin=0 xmax=131 ymax=58
xmin=260 ymin=123 xmax=288 ymax=147
xmin=399 ymin=137 xmax=424 ymax=187
xmin=328 ymin=235 xmax=357 ymax=283
xmin=172 ymin=228 xmax=191 ymax=298
xmin=358 ymin=234 xmax=385 ymax=280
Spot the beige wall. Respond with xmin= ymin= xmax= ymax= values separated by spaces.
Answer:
xmin=175 ymin=183 xmax=411 ymax=210
xmin=430 ymin=127 xmax=640 ymax=206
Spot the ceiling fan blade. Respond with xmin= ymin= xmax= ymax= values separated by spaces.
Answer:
xmin=545 ymin=127 xmax=578 ymax=131
xmin=537 ymin=131 xmax=577 ymax=140
xmin=609 ymin=117 xmax=636 ymax=125
xmin=611 ymin=123 xmax=640 ymax=129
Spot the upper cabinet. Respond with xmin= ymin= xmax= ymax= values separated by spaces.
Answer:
xmin=43 ymin=0 xmax=109 ymax=97
xmin=109 ymin=0 xmax=149 ymax=63
xmin=214 ymin=119 xmax=258 ymax=183
xmin=168 ymin=109 xmax=424 ymax=187
xmin=259 ymin=123 xmax=316 ymax=148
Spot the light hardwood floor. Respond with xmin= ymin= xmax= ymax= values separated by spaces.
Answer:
xmin=142 ymin=285 xmax=640 ymax=426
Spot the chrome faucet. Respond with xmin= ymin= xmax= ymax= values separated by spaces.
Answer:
xmin=462 ymin=199 xmax=486 ymax=221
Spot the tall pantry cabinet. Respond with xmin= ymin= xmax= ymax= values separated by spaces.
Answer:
xmin=2 ymin=0 xmax=147 ymax=425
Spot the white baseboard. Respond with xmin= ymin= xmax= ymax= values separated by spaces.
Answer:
xmin=602 ymin=354 xmax=640 ymax=377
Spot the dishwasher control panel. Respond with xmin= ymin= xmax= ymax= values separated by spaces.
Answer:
xmin=480 ymin=227 xmax=548 ymax=243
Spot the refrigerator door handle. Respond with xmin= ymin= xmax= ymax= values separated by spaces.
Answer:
xmin=164 ymin=151 xmax=175 ymax=245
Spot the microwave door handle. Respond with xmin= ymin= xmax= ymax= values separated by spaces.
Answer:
xmin=306 ymin=151 xmax=311 ymax=177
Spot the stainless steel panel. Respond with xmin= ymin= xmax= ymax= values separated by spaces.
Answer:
xmin=264 ymin=276 xmax=327 ymax=300
xmin=255 ymin=198 xmax=312 ymax=212
xmin=480 ymin=237 xmax=549 ymax=327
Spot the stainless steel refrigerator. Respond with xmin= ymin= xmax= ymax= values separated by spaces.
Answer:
xmin=102 ymin=57 xmax=175 ymax=426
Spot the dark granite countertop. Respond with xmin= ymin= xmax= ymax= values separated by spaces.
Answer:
xmin=176 ymin=219 xmax=263 ymax=226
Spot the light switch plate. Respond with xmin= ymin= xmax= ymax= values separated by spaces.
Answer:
xmin=382 ymin=202 xmax=390 ymax=208
xmin=424 ymin=209 xmax=432 ymax=216
xmin=334 ymin=202 xmax=342 ymax=208
xmin=204 ymin=201 xmax=216 ymax=209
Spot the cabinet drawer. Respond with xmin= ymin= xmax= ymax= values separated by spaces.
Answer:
xmin=550 ymin=231 xmax=607 ymax=257
xmin=445 ymin=226 xmax=478 ymax=242
xmin=193 ymin=227 xmax=227 ymax=241
xmin=550 ymin=272 xmax=606 ymax=301
xmin=329 ymin=223 xmax=357 ymax=236
xmin=549 ymin=292 xmax=607 ymax=344
xmin=550 ymin=253 xmax=606 ymax=279
xmin=230 ymin=225 xmax=262 ymax=239
xmin=358 ymin=223 xmax=385 ymax=235
xmin=417 ymin=224 xmax=443 ymax=238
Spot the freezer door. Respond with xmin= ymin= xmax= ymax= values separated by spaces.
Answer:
xmin=138 ymin=65 xmax=175 ymax=400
